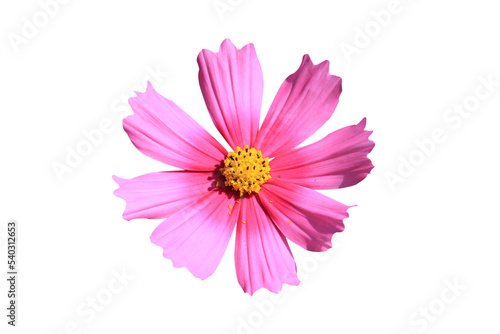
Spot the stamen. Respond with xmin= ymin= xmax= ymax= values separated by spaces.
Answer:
xmin=220 ymin=145 xmax=271 ymax=196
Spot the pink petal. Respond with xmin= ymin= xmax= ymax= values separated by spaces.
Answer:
xmin=113 ymin=171 xmax=216 ymax=221
xmin=258 ymin=181 xmax=349 ymax=252
xmin=270 ymin=118 xmax=375 ymax=190
xmin=125 ymin=82 xmax=227 ymax=171
xmin=254 ymin=55 xmax=342 ymax=158
xmin=150 ymin=189 xmax=239 ymax=280
xmin=198 ymin=39 xmax=263 ymax=150
xmin=235 ymin=196 xmax=300 ymax=295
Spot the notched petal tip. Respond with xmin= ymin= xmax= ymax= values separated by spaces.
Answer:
xmin=358 ymin=118 xmax=375 ymax=171
xmin=111 ymin=175 xmax=134 ymax=221
xmin=244 ymin=279 xmax=301 ymax=296
xmin=360 ymin=118 xmax=375 ymax=148
xmin=301 ymin=53 xmax=313 ymax=65
xmin=128 ymin=81 xmax=156 ymax=106
xmin=357 ymin=117 xmax=374 ymax=140
xmin=198 ymin=38 xmax=256 ymax=61
xmin=219 ymin=38 xmax=257 ymax=54
xmin=148 ymin=236 xmax=213 ymax=281
xmin=220 ymin=37 xmax=236 ymax=50
xmin=358 ymin=117 xmax=367 ymax=128
xmin=111 ymin=175 xmax=124 ymax=196
xmin=298 ymin=54 xmax=341 ymax=82
xmin=156 ymin=239 xmax=214 ymax=281
xmin=197 ymin=39 xmax=234 ymax=60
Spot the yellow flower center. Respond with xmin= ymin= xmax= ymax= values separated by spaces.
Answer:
xmin=220 ymin=145 xmax=271 ymax=196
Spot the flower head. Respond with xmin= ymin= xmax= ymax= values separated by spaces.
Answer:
xmin=113 ymin=39 xmax=374 ymax=295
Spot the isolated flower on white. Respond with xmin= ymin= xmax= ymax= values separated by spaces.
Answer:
xmin=113 ymin=39 xmax=374 ymax=294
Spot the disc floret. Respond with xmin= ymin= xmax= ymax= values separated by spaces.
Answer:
xmin=220 ymin=145 xmax=271 ymax=196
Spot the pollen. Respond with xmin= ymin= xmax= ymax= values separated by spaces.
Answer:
xmin=220 ymin=145 xmax=271 ymax=196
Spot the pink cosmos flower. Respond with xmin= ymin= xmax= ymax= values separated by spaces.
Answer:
xmin=113 ymin=39 xmax=374 ymax=295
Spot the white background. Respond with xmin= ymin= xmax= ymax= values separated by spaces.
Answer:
xmin=1 ymin=0 xmax=499 ymax=333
